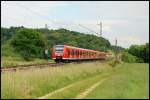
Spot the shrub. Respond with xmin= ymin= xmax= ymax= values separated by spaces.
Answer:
xmin=11 ymin=29 xmax=47 ymax=60
xmin=121 ymin=52 xmax=138 ymax=63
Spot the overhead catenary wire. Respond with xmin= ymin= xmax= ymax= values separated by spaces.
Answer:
xmin=78 ymin=24 xmax=99 ymax=36
xmin=2 ymin=3 xmax=33 ymax=27
xmin=3 ymin=2 xmax=100 ymax=37
xmin=63 ymin=21 xmax=99 ymax=36
xmin=14 ymin=2 xmax=63 ymax=29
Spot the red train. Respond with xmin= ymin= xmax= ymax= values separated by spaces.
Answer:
xmin=51 ymin=45 xmax=107 ymax=63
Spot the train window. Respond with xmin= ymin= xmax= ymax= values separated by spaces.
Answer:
xmin=76 ymin=50 xmax=77 ymax=55
xmin=70 ymin=49 xmax=72 ymax=55
xmin=73 ymin=49 xmax=74 ymax=55
xmin=74 ymin=49 xmax=76 ymax=55
xmin=68 ymin=49 xmax=70 ymax=55
xmin=77 ymin=50 xmax=79 ymax=55
xmin=72 ymin=49 xmax=74 ymax=55
xmin=55 ymin=45 xmax=64 ymax=54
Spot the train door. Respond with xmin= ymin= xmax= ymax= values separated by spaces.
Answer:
xmin=79 ymin=50 xmax=80 ymax=59
xmin=72 ymin=49 xmax=74 ymax=59
xmin=70 ymin=48 xmax=72 ymax=59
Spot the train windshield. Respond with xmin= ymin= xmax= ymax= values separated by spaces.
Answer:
xmin=55 ymin=45 xmax=64 ymax=54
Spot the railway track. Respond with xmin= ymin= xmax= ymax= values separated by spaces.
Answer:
xmin=1 ymin=60 xmax=106 ymax=73
xmin=1 ymin=63 xmax=67 ymax=73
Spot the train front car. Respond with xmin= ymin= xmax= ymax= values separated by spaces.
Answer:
xmin=51 ymin=45 xmax=65 ymax=63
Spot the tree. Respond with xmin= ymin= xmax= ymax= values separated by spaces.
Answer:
xmin=128 ymin=43 xmax=149 ymax=63
xmin=11 ymin=29 xmax=47 ymax=60
xmin=122 ymin=51 xmax=138 ymax=63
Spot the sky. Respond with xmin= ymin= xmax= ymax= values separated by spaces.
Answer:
xmin=1 ymin=1 xmax=149 ymax=48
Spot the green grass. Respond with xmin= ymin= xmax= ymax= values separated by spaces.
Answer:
xmin=45 ymin=73 xmax=110 ymax=99
xmin=1 ymin=62 xmax=111 ymax=99
xmin=1 ymin=56 xmax=52 ymax=68
xmin=44 ymin=63 xmax=149 ymax=99
xmin=1 ymin=62 xmax=149 ymax=99
xmin=85 ymin=63 xmax=149 ymax=99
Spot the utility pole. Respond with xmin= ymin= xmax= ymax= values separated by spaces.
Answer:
xmin=115 ymin=38 xmax=118 ymax=54
xmin=97 ymin=21 xmax=102 ymax=37
xmin=114 ymin=38 xmax=118 ymax=62
xmin=115 ymin=38 xmax=117 ymax=47
xmin=44 ymin=24 xmax=50 ymax=61
xmin=45 ymin=24 xmax=48 ymax=29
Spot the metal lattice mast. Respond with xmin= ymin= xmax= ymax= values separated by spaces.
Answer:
xmin=97 ymin=21 xmax=102 ymax=37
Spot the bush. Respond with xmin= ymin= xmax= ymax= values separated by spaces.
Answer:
xmin=121 ymin=52 xmax=138 ymax=63
xmin=11 ymin=29 xmax=47 ymax=61
xmin=128 ymin=43 xmax=149 ymax=63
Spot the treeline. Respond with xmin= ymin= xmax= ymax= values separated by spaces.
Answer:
xmin=1 ymin=27 xmax=117 ymax=60
xmin=122 ymin=43 xmax=149 ymax=63
xmin=1 ymin=27 xmax=148 ymax=63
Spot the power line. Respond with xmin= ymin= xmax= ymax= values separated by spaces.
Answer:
xmin=3 ymin=2 xmax=102 ymax=38
xmin=2 ymin=15 xmax=33 ymax=27
xmin=69 ymin=21 xmax=100 ymax=37
xmin=15 ymin=2 xmax=63 ymax=29
xmin=4 ymin=2 xmax=98 ymax=36
xmin=78 ymin=24 xmax=99 ymax=36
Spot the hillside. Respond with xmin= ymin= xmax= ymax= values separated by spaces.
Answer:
xmin=0 ymin=27 xmax=111 ymax=67
xmin=1 ymin=27 xmax=124 ymax=59
xmin=1 ymin=27 xmax=113 ymax=51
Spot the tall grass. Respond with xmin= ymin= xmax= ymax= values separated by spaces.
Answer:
xmin=1 ymin=56 xmax=50 ymax=68
xmin=1 ymin=63 xmax=148 ymax=99
xmin=1 ymin=62 xmax=111 ymax=99
xmin=85 ymin=63 xmax=149 ymax=99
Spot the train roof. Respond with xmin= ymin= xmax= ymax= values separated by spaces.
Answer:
xmin=64 ymin=45 xmax=101 ymax=53
xmin=53 ymin=44 xmax=106 ymax=53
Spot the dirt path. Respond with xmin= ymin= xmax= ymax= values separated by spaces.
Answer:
xmin=74 ymin=78 xmax=108 ymax=99
xmin=38 ymin=83 xmax=74 ymax=99
xmin=37 ymin=74 xmax=110 ymax=99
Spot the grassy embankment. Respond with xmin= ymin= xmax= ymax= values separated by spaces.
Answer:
xmin=1 ymin=56 xmax=52 ymax=68
xmin=1 ymin=43 xmax=53 ymax=68
xmin=1 ymin=62 xmax=149 ymax=99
